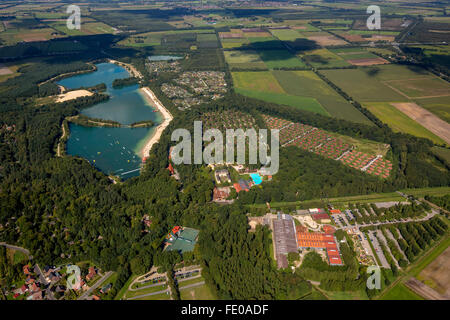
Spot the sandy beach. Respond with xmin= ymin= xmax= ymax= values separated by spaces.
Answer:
xmin=56 ymin=89 xmax=93 ymax=102
xmin=108 ymin=59 xmax=174 ymax=159
xmin=139 ymin=87 xmax=173 ymax=159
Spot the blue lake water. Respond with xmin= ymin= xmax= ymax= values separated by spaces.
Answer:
xmin=59 ymin=62 xmax=162 ymax=179
xmin=148 ymin=55 xmax=183 ymax=61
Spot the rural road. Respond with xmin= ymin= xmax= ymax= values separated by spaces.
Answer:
xmin=128 ymin=281 xmax=167 ymax=292
xmin=34 ymin=264 xmax=55 ymax=300
xmin=78 ymin=271 xmax=113 ymax=300
xmin=127 ymin=288 xmax=170 ymax=300
xmin=0 ymin=242 xmax=32 ymax=259
xmin=178 ymin=281 xmax=205 ymax=291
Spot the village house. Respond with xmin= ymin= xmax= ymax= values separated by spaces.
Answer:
xmin=213 ymin=187 xmax=231 ymax=202
xmin=214 ymin=169 xmax=231 ymax=184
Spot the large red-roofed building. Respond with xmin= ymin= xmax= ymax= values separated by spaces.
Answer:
xmin=296 ymin=226 xmax=343 ymax=266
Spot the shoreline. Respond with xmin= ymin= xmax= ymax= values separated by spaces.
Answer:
xmin=139 ymin=87 xmax=173 ymax=159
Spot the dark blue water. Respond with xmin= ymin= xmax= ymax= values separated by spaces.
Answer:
xmin=59 ymin=63 xmax=162 ymax=179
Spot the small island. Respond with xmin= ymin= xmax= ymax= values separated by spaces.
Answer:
xmin=112 ymin=77 xmax=139 ymax=88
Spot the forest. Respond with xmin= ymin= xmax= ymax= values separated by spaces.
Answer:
xmin=0 ymin=28 xmax=449 ymax=300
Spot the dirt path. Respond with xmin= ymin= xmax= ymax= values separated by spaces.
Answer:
xmin=57 ymin=122 xmax=67 ymax=157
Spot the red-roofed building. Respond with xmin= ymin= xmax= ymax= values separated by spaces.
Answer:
xmin=86 ymin=267 xmax=97 ymax=281
xmin=329 ymin=209 xmax=341 ymax=214
xmin=23 ymin=265 xmax=31 ymax=275
xmin=20 ymin=285 xmax=28 ymax=294
xmin=213 ymin=187 xmax=231 ymax=201
xmin=30 ymin=283 xmax=39 ymax=293
xmin=233 ymin=183 xmax=242 ymax=193
xmin=296 ymin=227 xmax=342 ymax=266
xmin=323 ymin=225 xmax=336 ymax=234
xmin=311 ymin=213 xmax=330 ymax=220
xmin=172 ymin=226 xmax=181 ymax=234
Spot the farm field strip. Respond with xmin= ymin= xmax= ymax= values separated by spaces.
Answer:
xmin=364 ymin=102 xmax=446 ymax=145
xmin=391 ymin=102 xmax=450 ymax=145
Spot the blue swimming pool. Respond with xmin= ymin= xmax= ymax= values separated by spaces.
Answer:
xmin=250 ymin=173 xmax=262 ymax=185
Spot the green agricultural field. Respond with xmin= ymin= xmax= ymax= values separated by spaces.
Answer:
xmin=366 ymin=47 xmax=396 ymax=56
xmin=321 ymin=68 xmax=408 ymax=102
xmin=235 ymin=88 xmax=329 ymax=115
xmin=258 ymin=50 xmax=307 ymax=69
xmin=272 ymin=70 xmax=372 ymax=124
xmin=224 ymin=51 xmax=267 ymax=70
xmin=348 ymin=30 xmax=399 ymax=36
xmin=0 ymin=27 xmax=60 ymax=45
xmin=118 ymin=29 xmax=214 ymax=48
xmin=364 ymin=102 xmax=446 ymax=145
xmin=380 ymin=283 xmax=424 ymax=300
xmin=415 ymin=96 xmax=450 ymax=123
xmin=302 ymin=49 xmax=351 ymax=68
xmin=197 ymin=33 xmax=218 ymax=42
xmin=232 ymin=71 xmax=285 ymax=93
xmin=220 ymin=38 xmax=249 ymax=49
xmin=270 ymin=28 xmax=303 ymax=41
xmin=385 ymin=77 xmax=450 ymax=98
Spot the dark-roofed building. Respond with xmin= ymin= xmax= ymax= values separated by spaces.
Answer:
xmin=272 ymin=215 xmax=298 ymax=269
xmin=238 ymin=179 xmax=250 ymax=191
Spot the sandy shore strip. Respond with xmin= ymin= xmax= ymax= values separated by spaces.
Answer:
xmin=56 ymin=89 xmax=93 ymax=102
xmin=108 ymin=59 xmax=143 ymax=79
xmin=139 ymin=87 xmax=173 ymax=158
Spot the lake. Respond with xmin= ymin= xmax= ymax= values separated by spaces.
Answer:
xmin=148 ymin=55 xmax=183 ymax=61
xmin=59 ymin=62 xmax=162 ymax=179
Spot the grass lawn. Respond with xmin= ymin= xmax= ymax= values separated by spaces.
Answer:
xmin=114 ymin=274 xmax=138 ymax=300
xmin=324 ymin=289 xmax=369 ymax=300
xmin=178 ymin=276 xmax=204 ymax=288
xmin=124 ymin=283 xmax=168 ymax=299
xmin=400 ymin=186 xmax=450 ymax=198
xmin=135 ymin=291 xmax=170 ymax=300
xmin=180 ymin=283 xmax=216 ymax=300
xmin=247 ymin=191 xmax=405 ymax=209
xmin=13 ymin=250 xmax=27 ymax=264
xmin=380 ymin=282 xmax=424 ymax=300
xmin=364 ymin=102 xmax=446 ymax=145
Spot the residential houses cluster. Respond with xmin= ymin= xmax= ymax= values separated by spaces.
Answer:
xmin=146 ymin=60 xmax=182 ymax=76
xmin=161 ymin=71 xmax=227 ymax=110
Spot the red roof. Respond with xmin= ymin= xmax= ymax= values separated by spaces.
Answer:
xmin=233 ymin=183 xmax=242 ymax=193
xmin=311 ymin=213 xmax=330 ymax=220
xmin=172 ymin=226 xmax=181 ymax=234
xmin=329 ymin=209 xmax=341 ymax=214
xmin=323 ymin=225 xmax=336 ymax=234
